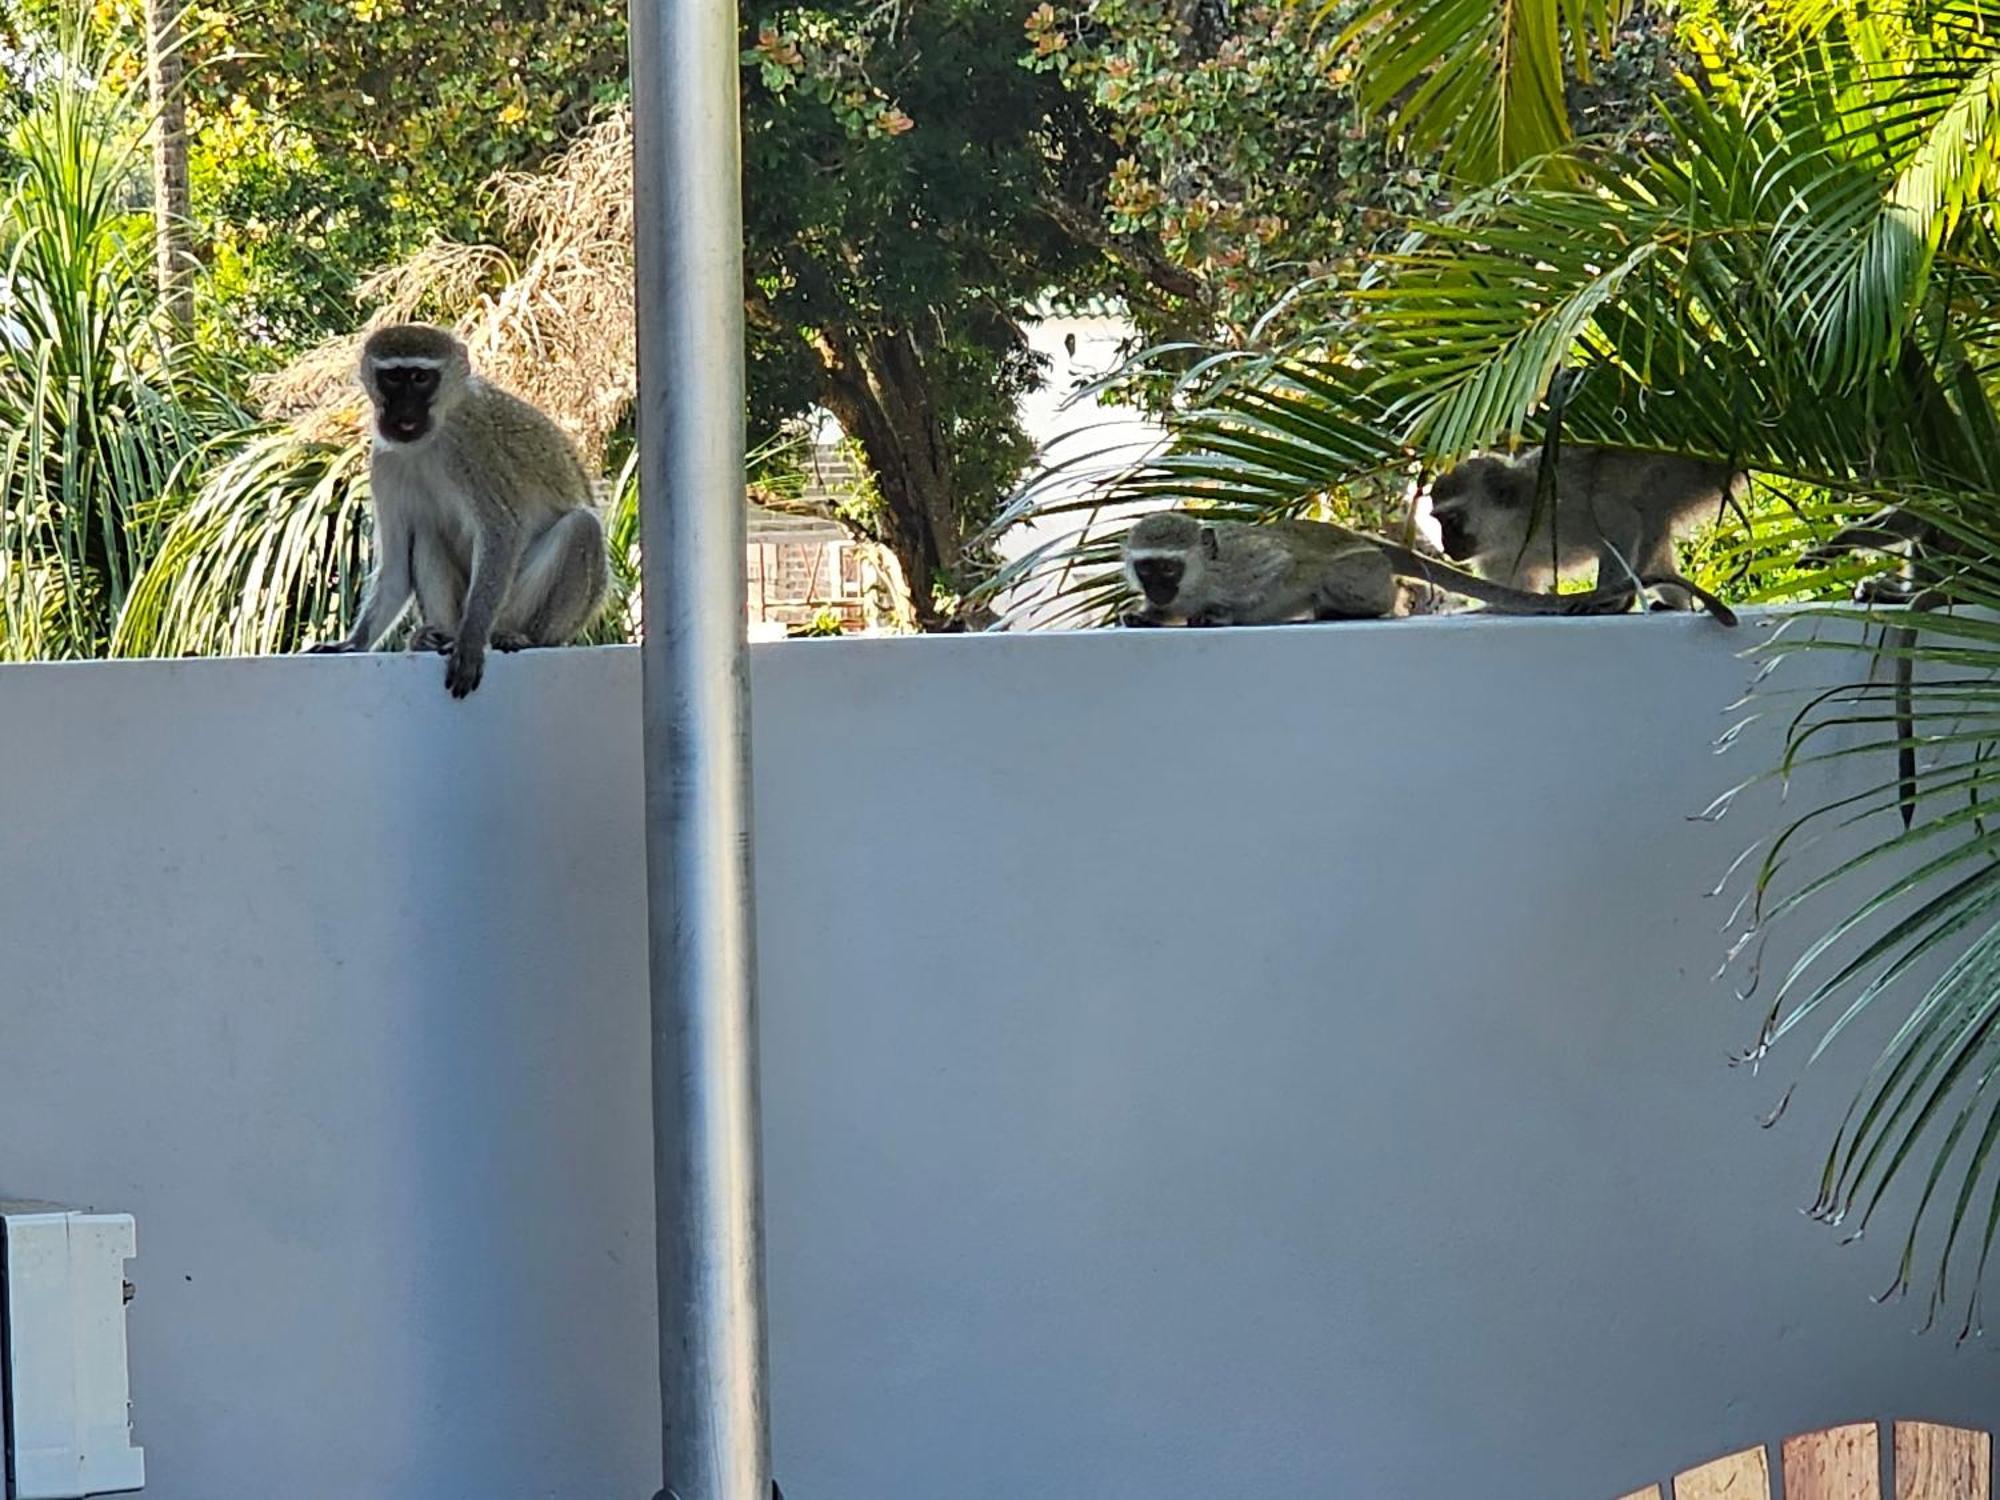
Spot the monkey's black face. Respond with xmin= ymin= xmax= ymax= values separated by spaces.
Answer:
xmin=1131 ymin=556 xmax=1185 ymax=607
xmin=372 ymin=365 xmax=441 ymax=443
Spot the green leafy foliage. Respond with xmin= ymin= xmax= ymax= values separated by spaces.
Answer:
xmin=1018 ymin=0 xmax=1693 ymax=418
xmin=30 ymin=0 xmax=1691 ymax=632
xmin=0 ymin=16 xmax=249 ymax=658
xmin=178 ymin=0 xmax=628 ymax=363
xmin=1024 ymin=0 xmax=1445 ymax=346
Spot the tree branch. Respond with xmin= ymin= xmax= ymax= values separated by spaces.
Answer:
xmin=1038 ymin=191 xmax=1211 ymax=309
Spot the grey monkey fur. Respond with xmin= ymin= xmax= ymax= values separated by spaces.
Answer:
xmin=1429 ymin=444 xmax=1745 ymax=619
xmin=311 ymin=323 xmax=610 ymax=698
xmin=1119 ymin=510 xmax=1736 ymax=627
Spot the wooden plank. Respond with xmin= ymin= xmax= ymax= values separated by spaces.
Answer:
xmin=1896 ymin=1422 xmax=1991 ymax=1499
xmin=1674 ymin=1446 xmax=1771 ymax=1500
xmin=1785 ymin=1423 xmax=1882 ymax=1500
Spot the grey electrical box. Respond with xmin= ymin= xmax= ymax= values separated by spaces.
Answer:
xmin=0 ymin=1204 xmax=144 ymax=1498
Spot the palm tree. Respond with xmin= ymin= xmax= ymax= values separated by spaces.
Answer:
xmin=144 ymin=0 xmax=192 ymax=327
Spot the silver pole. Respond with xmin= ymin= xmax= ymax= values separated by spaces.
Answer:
xmin=628 ymin=0 xmax=772 ymax=1492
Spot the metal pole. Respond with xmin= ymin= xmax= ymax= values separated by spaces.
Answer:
xmin=628 ymin=0 xmax=771 ymax=1492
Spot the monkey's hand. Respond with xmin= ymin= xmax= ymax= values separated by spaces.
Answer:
xmin=1118 ymin=608 xmax=1165 ymax=628
xmin=445 ymin=639 xmax=486 ymax=698
xmin=1186 ymin=607 xmax=1234 ymax=628
xmin=305 ymin=639 xmax=363 ymax=654
xmin=492 ymin=631 xmax=535 ymax=653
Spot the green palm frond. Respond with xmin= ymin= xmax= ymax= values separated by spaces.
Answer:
xmin=1715 ymin=565 xmax=2000 ymax=1331
xmin=114 ymin=428 xmax=369 ymax=656
xmin=1140 ymin=368 xmax=1407 ymax=507
xmin=1752 ymin=6 xmax=2000 ymax=392
xmin=1324 ymin=0 xmax=1629 ymax=182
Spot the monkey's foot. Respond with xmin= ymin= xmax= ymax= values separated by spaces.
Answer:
xmin=445 ymin=642 xmax=485 ymax=699
xmin=408 ymin=626 xmax=455 ymax=654
xmin=1118 ymin=609 xmax=1164 ymax=629
xmin=492 ymin=631 xmax=536 ymax=653
xmin=304 ymin=640 xmax=361 ymax=654
xmin=1854 ymin=578 xmax=1915 ymax=605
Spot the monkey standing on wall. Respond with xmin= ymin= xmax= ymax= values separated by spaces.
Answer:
xmin=1118 ymin=511 xmax=1736 ymax=626
xmin=309 ymin=324 xmax=610 ymax=698
xmin=1428 ymin=445 xmax=1746 ymax=617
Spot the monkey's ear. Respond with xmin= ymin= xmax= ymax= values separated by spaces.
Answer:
xmin=1200 ymin=526 xmax=1220 ymax=559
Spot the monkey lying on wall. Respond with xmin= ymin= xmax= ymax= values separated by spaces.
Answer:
xmin=1118 ymin=511 xmax=1737 ymax=627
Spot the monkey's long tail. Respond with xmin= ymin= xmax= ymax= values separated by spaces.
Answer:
xmin=1640 ymin=571 xmax=1739 ymax=627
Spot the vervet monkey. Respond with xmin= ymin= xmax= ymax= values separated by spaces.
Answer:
xmin=1429 ymin=445 xmax=1746 ymax=617
xmin=1116 ymin=511 xmax=1735 ymax=626
xmin=309 ymin=323 xmax=609 ymax=698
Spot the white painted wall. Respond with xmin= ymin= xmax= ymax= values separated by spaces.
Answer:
xmin=0 ymin=617 xmax=1993 ymax=1500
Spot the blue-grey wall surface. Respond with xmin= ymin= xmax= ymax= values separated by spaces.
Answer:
xmin=0 ymin=618 xmax=1993 ymax=1500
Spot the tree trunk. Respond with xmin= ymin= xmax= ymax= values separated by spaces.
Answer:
xmin=146 ymin=0 xmax=194 ymax=328
xmin=814 ymin=324 xmax=982 ymax=632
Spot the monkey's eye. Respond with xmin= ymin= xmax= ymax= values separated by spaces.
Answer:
xmin=410 ymin=369 xmax=437 ymax=391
